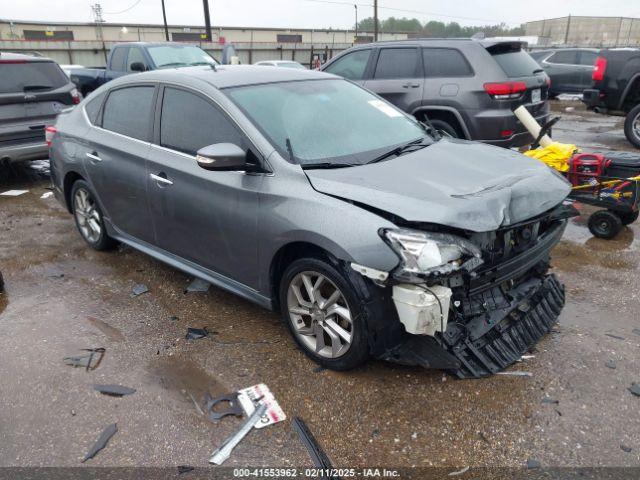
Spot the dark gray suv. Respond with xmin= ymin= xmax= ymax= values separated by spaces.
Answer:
xmin=0 ymin=53 xmax=80 ymax=165
xmin=49 ymin=66 xmax=572 ymax=378
xmin=321 ymin=39 xmax=550 ymax=148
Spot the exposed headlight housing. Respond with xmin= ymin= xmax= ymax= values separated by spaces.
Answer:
xmin=382 ymin=228 xmax=483 ymax=277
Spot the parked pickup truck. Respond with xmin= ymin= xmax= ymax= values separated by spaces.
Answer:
xmin=583 ymin=49 xmax=640 ymax=148
xmin=69 ymin=42 xmax=218 ymax=96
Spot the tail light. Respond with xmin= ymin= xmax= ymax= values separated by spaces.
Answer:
xmin=593 ymin=56 xmax=607 ymax=82
xmin=484 ymin=81 xmax=527 ymax=99
xmin=70 ymin=88 xmax=81 ymax=105
xmin=45 ymin=126 xmax=57 ymax=147
xmin=0 ymin=59 xmax=27 ymax=64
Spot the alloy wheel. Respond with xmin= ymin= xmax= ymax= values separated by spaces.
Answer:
xmin=633 ymin=112 xmax=640 ymax=140
xmin=74 ymin=188 xmax=102 ymax=244
xmin=286 ymin=271 xmax=353 ymax=358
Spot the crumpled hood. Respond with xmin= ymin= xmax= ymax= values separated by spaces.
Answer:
xmin=305 ymin=138 xmax=571 ymax=232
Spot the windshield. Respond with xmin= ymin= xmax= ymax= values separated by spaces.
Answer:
xmin=225 ymin=79 xmax=427 ymax=166
xmin=0 ymin=61 xmax=68 ymax=94
xmin=147 ymin=45 xmax=218 ymax=68
xmin=278 ymin=62 xmax=306 ymax=69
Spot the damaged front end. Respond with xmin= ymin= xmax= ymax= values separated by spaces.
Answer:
xmin=363 ymin=203 xmax=576 ymax=378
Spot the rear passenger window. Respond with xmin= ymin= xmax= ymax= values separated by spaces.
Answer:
xmin=324 ymin=49 xmax=371 ymax=80
xmin=579 ymin=51 xmax=598 ymax=66
xmin=84 ymin=91 xmax=106 ymax=125
xmin=547 ymin=50 xmax=579 ymax=65
xmin=160 ymin=87 xmax=243 ymax=155
xmin=102 ymin=86 xmax=155 ymax=141
xmin=422 ymin=48 xmax=472 ymax=77
xmin=374 ymin=48 xmax=419 ymax=79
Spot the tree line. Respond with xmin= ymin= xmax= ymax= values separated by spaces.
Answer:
xmin=355 ymin=17 xmax=525 ymax=37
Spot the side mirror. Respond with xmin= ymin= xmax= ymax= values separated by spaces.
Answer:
xmin=196 ymin=143 xmax=247 ymax=171
xmin=130 ymin=62 xmax=146 ymax=72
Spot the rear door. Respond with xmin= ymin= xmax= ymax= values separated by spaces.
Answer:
xmin=0 ymin=60 xmax=72 ymax=150
xmin=363 ymin=47 xmax=424 ymax=113
xmin=542 ymin=50 xmax=581 ymax=93
xmin=145 ymin=85 xmax=262 ymax=288
xmin=84 ymin=84 xmax=156 ymax=243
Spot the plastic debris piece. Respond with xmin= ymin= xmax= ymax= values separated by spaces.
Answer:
xmin=93 ymin=384 xmax=136 ymax=397
xmin=170 ymin=315 xmax=179 ymax=322
xmin=178 ymin=465 xmax=194 ymax=474
xmin=605 ymin=333 xmax=625 ymax=340
xmin=496 ymin=371 xmax=533 ymax=377
xmin=0 ymin=190 xmax=28 ymax=196
xmin=621 ymin=444 xmax=632 ymax=453
xmin=448 ymin=466 xmax=470 ymax=477
xmin=541 ymin=398 xmax=559 ymax=405
xmin=204 ymin=392 xmax=244 ymax=421
xmin=293 ymin=416 xmax=335 ymax=470
xmin=526 ymin=458 xmax=541 ymax=469
xmin=188 ymin=392 xmax=205 ymax=416
xmin=64 ymin=348 xmax=105 ymax=371
xmin=132 ymin=284 xmax=149 ymax=296
xmin=184 ymin=278 xmax=210 ymax=294
xmin=186 ymin=327 xmax=208 ymax=340
xmin=40 ymin=191 xmax=53 ymax=199
xmin=605 ymin=360 xmax=617 ymax=370
xmin=209 ymin=402 xmax=267 ymax=465
xmin=82 ymin=423 xmax=117 ymax=462
xmin=629 ymin=383 xmax=640 ymax=397
xmin=237 ymin=383 xmax=286 ymax=428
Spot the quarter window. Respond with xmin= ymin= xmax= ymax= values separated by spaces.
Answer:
xmin=160 ymin=87 xmax=243 ymax=155
xmin=84 ymin=91 xmax=106 ymax=125
xmin=324 ymin=49 xmax=371 ymax=80
xmin=374 ymin=48 xmax=419 ymax=79
xmin=579 ymin=51 xmax=598 ymax=66
xmin=102 ymin=86 xmax=155 ymax=141
xmin=422 ymin=48 xmax=473 ymax=77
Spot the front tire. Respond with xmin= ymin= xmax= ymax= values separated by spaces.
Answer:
xmin=71 ymin=180 xmax=117 ymax=250
xmin=624 ymin=104 xmax=640 ymax=149
xmin=588 ymin=209 xmax=622 ymax=239
xmin=279 ymin=258 xmax=369 ymax=371
xmin=429 ymin=119 xmax=459 ymax=138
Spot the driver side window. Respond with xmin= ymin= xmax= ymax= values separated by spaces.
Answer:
xmin=324 ymin=49 xmax=371 ymax=80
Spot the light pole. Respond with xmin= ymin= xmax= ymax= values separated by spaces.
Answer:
xmin=203 ymin=0 xmax=212 ymax=41
xmin=161 ymin=0 xmax=169 ymax=41
xmin=373 ymin=0 xmax=378 ymax=41
xmin=354 ymin=4 xmax=358 ymax=43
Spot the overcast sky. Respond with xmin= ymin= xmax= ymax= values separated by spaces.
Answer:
xmin=3 ymin=0 xmax=640 ymax=29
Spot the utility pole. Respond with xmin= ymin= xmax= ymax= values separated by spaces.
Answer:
xmin=564 ymin=14 xmax=571 ymax=45
xmin=373 ymin=0 xmax=378 ymax=41
xmin=202 ymin=0 xmax=212 ymax=41
xmin=354 ymin=4 xmax=358 ymax=42
xmin=90 ymin=3 xmax=108 ymax=63
xmin=161 ymin=0 xmax=169 ymax=41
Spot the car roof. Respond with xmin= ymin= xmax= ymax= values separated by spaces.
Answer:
xmin=0 ymin=51 xmax=55 ymax=62
xmin=124 ymin=64 xmax=334 ymax=89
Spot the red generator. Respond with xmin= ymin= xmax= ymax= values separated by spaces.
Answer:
xmin=567 ymin=153 xmax=610 ymax=187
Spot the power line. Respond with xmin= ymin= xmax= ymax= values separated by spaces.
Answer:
xmin=103 ymin=0 xmax=144 ymax=15
xmin=303 ymin=0 xmax=523 ymax=26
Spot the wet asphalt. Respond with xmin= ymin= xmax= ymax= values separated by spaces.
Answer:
xmin=0 ymin=102 xmax=639 ymax=471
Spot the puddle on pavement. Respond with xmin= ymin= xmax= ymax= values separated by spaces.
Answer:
xmin=147 ymin=356 xmax=229 ymax=406
xmin=87 ymin=316 xmax=125 ymax=342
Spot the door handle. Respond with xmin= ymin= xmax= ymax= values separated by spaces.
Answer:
xmin=86 ymin=152 xmax=102 ymax=162
xmin=402 ymin=82 xmax=421 ymax=89
xmin=150 ymin=173 xmax=173 ymax=186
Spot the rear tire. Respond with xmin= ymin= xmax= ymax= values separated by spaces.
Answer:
xmin=623 ymin=104 xmax=640 ymax=149
xmin=279 ymin=258 xmax=369 ymax=371
xmin=429 ymin=119 xmax=459 ymax=138
xmin=588 ymin=209 xmax=622 ymax=239
xmin=70 ymin=180 xmax=117 ymax=250
xmin=616 ymin=210 xmax=639 ymax=226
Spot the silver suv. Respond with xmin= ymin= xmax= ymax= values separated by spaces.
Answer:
xmin=50 ymin=66 xmax=572 ymax=378
xmin=321 ymin=39 xmax=550 ymax=148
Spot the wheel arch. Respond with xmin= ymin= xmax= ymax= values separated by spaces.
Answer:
xmin=63 ymin=170 xmax=85 ymax=213
xmin=619 ymin=73 xmax=640 ymax=112
xmin=412 ymin=106 xmax=470 ymax=139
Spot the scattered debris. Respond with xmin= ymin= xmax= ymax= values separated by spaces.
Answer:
xmin=237 ymin=384 xmax=286 ymax=428
xmin=188 ymin=392 xmax=205 ymax=416
xmin=170 ymin=315 xmax=179 ymax=322
xmin=632 ymin=328 xmax=640 ymax=337
xmin=178 ymin=465 xmax=195 ymax=474
xmin=40 ymin=191 xmax=53 ymax=199
xmin=93 ymin=384 xmax=136 ymax=397
xmin=541 ymin=398 xmax=559 ymax=405
xmin=185 ymin=327 xmax=208 ymax=340
xmin=204 ymin=392 xmax=244 ymax=421
xmin=519 ymin=355 xmax=536 ymax=361
xmin=63 ymin=348 xmax=105 ymax=371
xmin=621 ymin=444 xmax=632 ymax=453
xmin=605 ymin=333 xmax=625 ymax=340
xmin=478 ymin=432 xmax=490 ymax=444
xmin=209 ymin=402 xmax=267 ymax=465
xmin=82 ymin=423 xmax=117 ymax=463
xmin=293 ymin=416 xmax=336 ymax=471
xmin=526 ymin=458 xmax=541 ymax=469
xmin=184 ymin=277 xmax=210 ymax=294
xmin=496 ymin=371 xmax=533 ymax=377
xmin=605 ymin=360 xmax=617 ymax=370
xmin=313 ymin=365 xmax=326 ymax=373
xmin=0 ymin=189 xmax=28 ymax=197
xmin=629 ymin=383 xmax=640 ymax=397
xmin=448 ymin=466 xmax=470 ymax=477
xmin=132 ymin=284 xmax=149 ymax=296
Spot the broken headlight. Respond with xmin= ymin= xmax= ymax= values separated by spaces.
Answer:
xmin=382 ymin=228 xmax=483 ymax=276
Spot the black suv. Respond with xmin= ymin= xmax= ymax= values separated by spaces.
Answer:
xmin=0 ymin=52 xmax=80 ymax=165
xmin=321 ymin=39 xmax=550 ymax=148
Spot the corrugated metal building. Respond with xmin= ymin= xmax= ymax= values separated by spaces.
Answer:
xmin=525 ymin=16 xmax=640 ymax=47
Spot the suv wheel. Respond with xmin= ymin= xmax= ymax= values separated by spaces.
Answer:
xmin=279 ymin=258 xmax=369 ymax=370
xmin=429 ymin=119 xmax=459 ymax=138
xmin=624 ymin=104 xmax=640 ymax=149
xmin=71 ymin=180 xmax=117 ymax=250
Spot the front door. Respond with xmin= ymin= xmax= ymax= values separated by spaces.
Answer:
xmin=145 ymin=86 xmax=262 ymax=288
